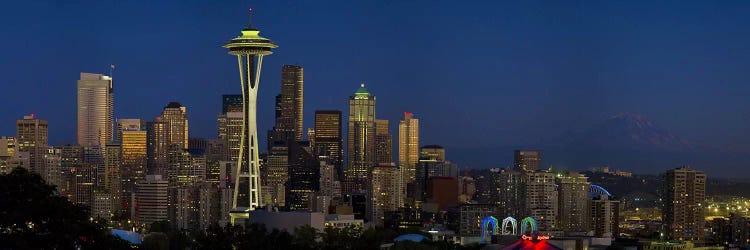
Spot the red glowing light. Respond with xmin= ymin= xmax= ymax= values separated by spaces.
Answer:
xmin=522 ymin=234 xmax=551 ymax=241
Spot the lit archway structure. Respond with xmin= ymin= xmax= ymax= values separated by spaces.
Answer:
xmin=589 ymin=184 xmax=612 ymax=198
xmin=501 ymin=217 xmax=518 ymax=235
xmin=520 ymin=217 xmax=538 ymax=236
xmin=480 ymin=216 xmax=499 ymax=244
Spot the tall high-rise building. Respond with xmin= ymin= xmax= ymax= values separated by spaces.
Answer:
xmin=368 ymin=164 xmax=401 ymax=226
xmin=496 ymin=168 xmax=526 ymax=219
xmin=217 ymin=112 xmax=243 ymax=161
xmin=0 ymin=137 xmax=16 ymax=175
xmin=147 ymin=120 xmax=169 ymax=176
xmin=514 ymin=150 xmax=541 ymax=172
xmin=314 ymin=110 xmax=343 ymax=178
xmin=591 ymin=194 xmax=620 ymax=238
xmin=374 ymin=119 xmax=393 ymax=165
xmin=59 ymin=145 xmax=84 ymax=202
xmin=286 ymin=141 xmax=320 ymax=211
xmin=263 ymin=143 xmax=288 ymax=207
xmin=346 ymin=84 xmax=376 ymax=194
xmin=105 ymin=143 xmax=122 ymax=213
xmin=72 ymin=163 xmax=97 ymax=207
xmin=77 ymin=72 xmax=113 ymax=147
xmin=663 ymin=166 xmax=706 ymax=240
xmin=161 ymin=102 xmax=189 ymax=149
xmin=420 ymin=145 xmax=446 ymax=162
xmin=524 ymin=170 xmax=558 ymax=231
xmin=223 ymin=12 xmax=277 ymax=224
xmin=278 ymin=65 xmax=304 ymax=141
xmin=16 ymin=114 xmax=48 ymax=178
xmin=557 ymin=172 xmax=591 ymax=233
xmin=43 ymin=147 xmax=62 ymax=190
xmin=398 ymin=112 xmax=419 ymax=185
xmin=121 ymin=125 xmax=147 ymax=206
xmin=222 ymin=94 xmax=243 ymax=114
xmin=136 ymin=175 xmax=168 ymax=227
xmin=116 ymin=119 xmax=145 ymax=143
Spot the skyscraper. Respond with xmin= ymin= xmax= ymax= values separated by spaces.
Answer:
xmin=147 ymin=120 xmax=169 ymax=176
xmin=223 ymin=10 xmax=277 ymax=224
xmin=161 ymin=102 xmax=189 ymax=149
xmin=368 ymin=164 xmax=401 ymax=226
xmin=286 ymin=141 xmax=320 ymax=211
xmin=346 ymin=84 xmax=375 ymax=193
xmin=557 ymin=172 xmax=591 ymax=233
xmin=663 ymin=166 xmax=706 ymax=240
xmin=217 ymin=111 xmax=243 ymax=161
xmin=524 ymin=170 xmax=558 ymax=231
xmin=16 ymin=114 xmax=48 ymax=178
xmin=279 ymin=65 xmax=304 ymax=141
xmin=496 ymin=168 xmax=526 ymax=219
xmin=398 ymin=112 xmax=419 ymax=186
xmin=116 ymin=119 xmax=145 ymax=143
xmin=121 ymin=126 xmax=147 ymax=217
xmin=374 ymin=119 xmax=393 ymax=165
xmin=77 ymin=72 xmax=113 ymax=147
xmin=514 ymin=150 xmax=541 ymax=172
xmin=222 ymin=94 xmax=243 ymax=114
xmin=263 ymin=143 xmax=288 ymax=207
xmin=136 ymin=175 xmax=168 ymax=227
xmin=591 ymin=194 xmax=620 ymax=238
xmin=314 ymin=110 xmax=343 ymax=178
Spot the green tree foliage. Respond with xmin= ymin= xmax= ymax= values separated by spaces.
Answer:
xmin=0 ymin=167 xmax=131 ymax=249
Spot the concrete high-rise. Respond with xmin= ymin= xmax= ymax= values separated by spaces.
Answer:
xmin=116 ymin=119 xmax=145 ymax=143
xmin=398 ymin=112 xmax=419 ymax=185
xmin=279 ymin=65 xmax=304 ymax=141
xmin=496 ymin=168 xmax=526 ymax=219
xmin=223 ymin=11 xmax=277 ymax=224
xmin=136 ymin=175 xmax=168 ymax=227
xmin=121 ymin=124 xmax=147 ymax=194
xmin=591 ymin=194 xmax=620 ymax=238
xmin=16 ymin=114 xmax=48 ymax=178
xmin=218 ymin=111 xmax=243 ymax=161
xmin=147 ymin=120 xmax=169 ymax=176
xmin=663 ymin=166 xmax=706 ymax=240
xmin=161 ymin=102 xmax=189 ymax=149
xmin=524 ymin=170 xmax=558 ymax=231
xmin=557 ymin=172 xmax=591 ymax=233
xmin=374 ymin=119 xmax=392 ymax=165
xmin=514 ymin=150 xmax=541 ymax=172
xmin=314 ymin=110 xmax=343 ymax=178
xmin=77 ymin=73 xmax=113 ymax=147
xmin=222 ymin=94 xmax=243 ymax=114
xmin=263 ymin=143 xmax=288 ymax=207
xmin=346 ymin=84 xmax=376 ymax=194
xmin=368 ymin=164 xmax=401 ymax=226
xmin=286 ymin=141 xmax=320 ymax=211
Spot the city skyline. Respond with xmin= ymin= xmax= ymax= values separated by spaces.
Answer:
xmin=2 ymin=2 xmax=750 ymax=249
xmin=2 ymin=1 xmax=750 ymax=177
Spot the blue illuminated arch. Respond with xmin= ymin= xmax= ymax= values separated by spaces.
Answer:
xmin=501 ymin=217 xmax=518 ymax=235
xmin=589 ymin=184 xmax=612 ymax=198
xmin=480 ymin=216 xmax=499 ymax=244
xmin=520 ymin=217 xmax=538 ymax=236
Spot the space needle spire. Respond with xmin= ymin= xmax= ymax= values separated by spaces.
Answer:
xmin=223 ymin=7 xmax=278 ymax=225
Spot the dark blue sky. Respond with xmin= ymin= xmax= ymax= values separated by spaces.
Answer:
xmin=2 ymin=1 xmax=749 ymax=174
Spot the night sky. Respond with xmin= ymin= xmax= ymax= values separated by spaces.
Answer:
xmin=2 ymin=1 xmax=749 ymax=176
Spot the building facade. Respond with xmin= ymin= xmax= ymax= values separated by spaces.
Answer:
xmin=16 ymin=114 xmax=48 ymax=178
xmin=278 ymin=65 xmax=304 ymax=141
xmin=77 ymin=72 xmax=113 ymax=148
xmin=346 ymin=84 xmax=375 ymax=194
xmin=663 ymin=166 xmax=706 ymax=240
xmin=514 ymin=150 xmax=541 ymax=172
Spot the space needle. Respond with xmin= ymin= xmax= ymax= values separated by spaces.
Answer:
xmin=223 ymin=8 xmax=277 ymax=225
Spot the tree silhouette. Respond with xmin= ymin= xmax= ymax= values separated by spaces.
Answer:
xmin=0 ymin=167 xmax=130 ymax=249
